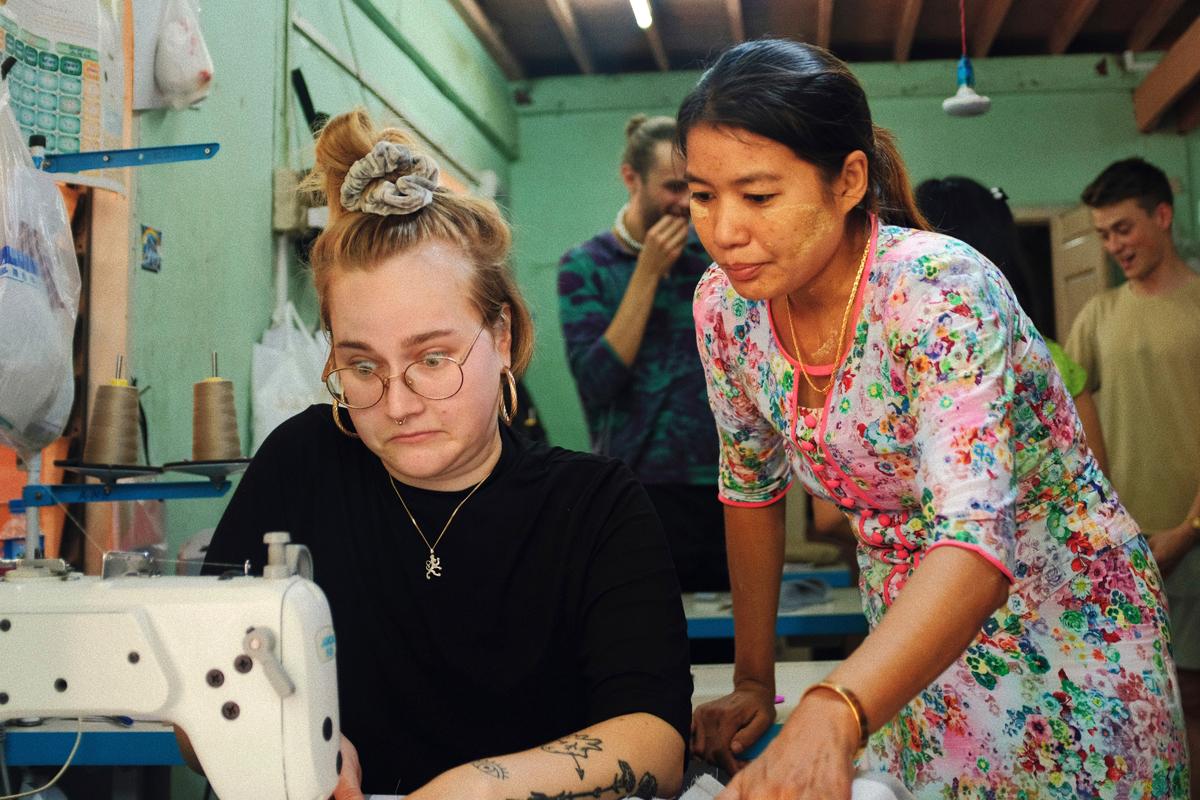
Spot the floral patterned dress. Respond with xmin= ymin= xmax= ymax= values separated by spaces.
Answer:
xmin=693 ymin=218 xmax=1188 ymax=798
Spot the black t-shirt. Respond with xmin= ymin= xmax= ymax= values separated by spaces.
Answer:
xmin=204 ymin=405 xmax=692 ymax=794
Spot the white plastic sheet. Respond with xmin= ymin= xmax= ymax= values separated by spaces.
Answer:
xmin=0 ymin=80 xmax=81 ymax=460
xmin=251 ymin=301 xmax=328 ymax=452
xmin=679 ymin=772 xmax=915 ymax=800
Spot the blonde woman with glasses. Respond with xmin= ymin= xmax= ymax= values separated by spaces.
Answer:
xmin=203 ymin=109 xmax=691 ymax=800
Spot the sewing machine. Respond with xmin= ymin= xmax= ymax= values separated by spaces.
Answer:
xmin=0 ymin=534 xmax=340 ymax=800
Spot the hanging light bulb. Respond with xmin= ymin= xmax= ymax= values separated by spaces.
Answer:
xmin=943 ymin=0 xmax=991 ymax=117
xmin=943 ymin=57 xmax=991 ymax=116
xmin=630 ymin=0 xmax=653 ymax=29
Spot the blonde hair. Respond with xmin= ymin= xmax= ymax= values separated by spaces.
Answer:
xmin=303 ymin=109 xmax=533 ymax=376
xmin=622 ymin=114 xmax=676 ymax=179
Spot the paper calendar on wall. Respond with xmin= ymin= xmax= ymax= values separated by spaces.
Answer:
xmin=0 ymin=0 xmax=123 ymax=155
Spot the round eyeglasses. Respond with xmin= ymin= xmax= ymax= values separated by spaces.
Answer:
xmin=325 ymin=325 xmax=486 ymax=408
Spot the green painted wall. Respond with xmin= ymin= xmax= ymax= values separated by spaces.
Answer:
xmin=128 ymin=5 xmax=1200 ymax=556
xmin=129 ymin=0 xmax=516 ymax=568
xmin=132 ymin=0 xmax=282 ymax=564
xmin=509 ymin=54 xmax=1200 ymax=451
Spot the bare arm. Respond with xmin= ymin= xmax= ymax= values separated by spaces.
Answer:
xmin=821 ymin=546 xmax=1008 ymax=738
xmin=724 ymin=546 xmax=1009 ymax=799
xmin=602 ymin=216 xmax=687 ymax=366
xmin=409 ymin=713 xmax=684 ymax=800
xmin=809 ymin=495 xmax=853 ymax=539
xmin=173 ymin=726 xmax=202 ymax=774
xmin=729 ymin=503 xmax=786 ymax=695
xmin=692 ymin=502 xmax=786 ymax=773
xmin=1148 ymin=482 xmax=1200 ymax=577
xmin=1073 ymin=389 xmax=1109 ymax=476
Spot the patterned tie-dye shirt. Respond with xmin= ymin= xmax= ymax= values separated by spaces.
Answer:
xmin=559 ymin=230 xmax=718 ymax=484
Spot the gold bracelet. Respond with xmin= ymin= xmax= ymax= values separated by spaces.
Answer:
xmin=800 ymin=681 xmax=870 ymax=749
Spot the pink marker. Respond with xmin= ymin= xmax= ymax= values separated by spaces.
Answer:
xmin=774 ymin=694 xmax=785 ymax=704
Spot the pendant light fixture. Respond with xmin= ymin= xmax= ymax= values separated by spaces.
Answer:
xmin=942 ymin=0 xmax=991 ymax=117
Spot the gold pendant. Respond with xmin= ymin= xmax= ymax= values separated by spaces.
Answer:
xmin=425 ymin=552 xmax=442 ymax=580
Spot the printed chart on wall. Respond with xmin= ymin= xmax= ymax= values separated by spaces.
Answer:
xmin=0 ymin=0 xmax=123 ymax=155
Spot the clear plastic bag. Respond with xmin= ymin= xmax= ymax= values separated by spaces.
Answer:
xmin=154 ymin=0 xmax=214 ymax=110
xmin=0 ymin=81 xmax=81 ymax=461
xmin=251 ymin=302 xmax=328 ymax=452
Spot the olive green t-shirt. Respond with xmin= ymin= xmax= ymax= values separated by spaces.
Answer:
xmin=1066 ymin=276 xmax=1200 ymax=531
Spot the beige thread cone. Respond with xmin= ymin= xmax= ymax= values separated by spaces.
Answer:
xmin=83 ymin=381 xmax=142 ymax=465
xmin=192 ymin=377 xmax=241 ymax=461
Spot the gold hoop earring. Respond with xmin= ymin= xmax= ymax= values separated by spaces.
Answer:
xmin=331 ymin=399 xmax=360 ymax=439
xmin=499 ymin=368 xmax=519 ymax=426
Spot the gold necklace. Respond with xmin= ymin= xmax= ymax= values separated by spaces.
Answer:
xmin=784 ymin=229 xmax=872 ymax=395
xmin=388 ymin=473 xmax=488 ymax=580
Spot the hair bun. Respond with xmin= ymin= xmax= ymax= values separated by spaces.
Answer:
xmin=340 ymin=141 xmax=440 ymax=216
xmin=306 ymin=108 xmax=425 ymax=221
xmin=625 ymin=114 xmax=648 ymax=139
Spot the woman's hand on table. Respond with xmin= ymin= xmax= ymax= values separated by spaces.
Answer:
xmin=718 ymin=691 xmax=859 ymax=800
xmin=332 ymin=735 xmax=365 ymax=800
xmin=691 ymin=683 xmax=776 ymax=775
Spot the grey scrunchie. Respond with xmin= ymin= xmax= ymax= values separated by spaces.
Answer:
xmin=340 ymin=141 xmax=441 ymax=216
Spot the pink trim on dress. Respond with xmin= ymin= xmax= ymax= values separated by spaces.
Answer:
xmin=926 ymin=539 xmax=1016 ymax=583
xmin=719 ymin=483 xmax=792 ymax=508
xmin=768 ymin=304 xmax=835 ymax=376
xmin=856 ymin=514 xmax=886 ymax=546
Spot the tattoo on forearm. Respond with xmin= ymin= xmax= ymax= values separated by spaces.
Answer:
xmin=633 ymin=769 xmax=658 ymax=799
xmin=471 ymin=759 xmax=510 ymax=780
xmin=540 ymin=733 xmax=603 ymax=779
xmin=507 ymin=760 xmax=659 ymax=800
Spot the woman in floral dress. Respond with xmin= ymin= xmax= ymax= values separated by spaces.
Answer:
xmin=683 ymin=40 xmax=1187 ymax=799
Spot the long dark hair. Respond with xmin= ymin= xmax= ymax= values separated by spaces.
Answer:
xmin=677 ymin=39 xmax=927 ymax=231
xmin=916 ymin=177 xmax=1047 ymax=333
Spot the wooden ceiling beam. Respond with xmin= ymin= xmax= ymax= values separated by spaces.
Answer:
xmin=445 ymin=0 xmax=525 ymax=80
xmin=545 ymin=0 xmax=595 ymax=74
xmin=971 ymin=0 xmax=1012 ymax=59
xmin=816 ymin=0 xmax=833 ymax=49
xmin=1133 ymin=15 xmax=1200 ymax=132
xmin=725 ymin=0 xmax=745 ymax=42
xmin=1175 ymin=81 xmax=1200 ymax=134
xmin=645 ymin=22 xmax=670 ymax=71
xmin=894 ymin=0 xmax=922 ymax=63
xmin=1048 ymin=0 xmax=1100 ymax=55
xmin=1128 ymin=0 xmax=1186 ymax=53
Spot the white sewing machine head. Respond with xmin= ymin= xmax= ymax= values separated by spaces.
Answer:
xmin=0 ymin=533 xmax=340 ymax=800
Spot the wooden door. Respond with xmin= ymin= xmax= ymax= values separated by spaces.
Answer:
xmin=1051 ymin=205 xmax=1112 ymax=339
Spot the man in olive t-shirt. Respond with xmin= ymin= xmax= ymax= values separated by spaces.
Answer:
xmin=1067 ymin=157 xmax=1200 ymax=794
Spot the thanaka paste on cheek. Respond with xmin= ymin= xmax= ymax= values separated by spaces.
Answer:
xmin=777 ymin=204 xmax=835 ymax=272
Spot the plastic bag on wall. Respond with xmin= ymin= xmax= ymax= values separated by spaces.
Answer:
xmin=154 ymin=0 xmax=214 ymax=110
xmin=251 ymin=302 xmax=328 ymax=452
xmin=0 ymin=82 xmax=82 ymax=461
